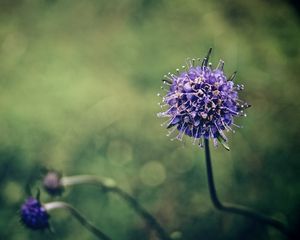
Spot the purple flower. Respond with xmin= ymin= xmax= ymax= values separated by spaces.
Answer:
xmin=20 ymin=197 xmax=49 ymax=230
xmin=43 ymin=171 xmax=64 ymax=196
xmin=157 ymin=49 xmax=249 ymax=149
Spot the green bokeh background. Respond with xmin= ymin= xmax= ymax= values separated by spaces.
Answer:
xmin=0 ymin=0 xmax=299 ymax=239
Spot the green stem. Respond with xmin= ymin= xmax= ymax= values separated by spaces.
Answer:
xmin=45 ymin=201 xmax=111 ymax=240
xmin=61 ymin=176 xmax=171 ymax=240
xmin=204 ymin=139 xmax=292 ymax=238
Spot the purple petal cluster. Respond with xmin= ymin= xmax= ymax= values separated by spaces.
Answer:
xmin=20 ymin=197 xmax=49 ymax=230
xmin=158 ymin=50 xmax=249 ymax=148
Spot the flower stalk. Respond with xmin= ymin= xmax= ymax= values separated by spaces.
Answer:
xmin=45 ymin=174 xmax=171 ymax=240
xmin=203 ymin=139 xmax=292 ymax=238
xmin=44 ymin=201 xmax=111 ymax=240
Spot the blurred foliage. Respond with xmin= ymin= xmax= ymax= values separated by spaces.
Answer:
xmin=0 ymin=0 xmax=299 ymax=239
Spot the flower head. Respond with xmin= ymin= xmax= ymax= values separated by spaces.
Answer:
xmin=43 ymin=171 xmax=64 ymax=196
xmin=20 ymin=197 xmax=50 ymax=230
xmin=157 ymin=49 xmax=249 ymax=149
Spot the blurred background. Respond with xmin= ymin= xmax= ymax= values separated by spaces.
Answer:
xmin=0 ymin=0 xmax=299 ymax=239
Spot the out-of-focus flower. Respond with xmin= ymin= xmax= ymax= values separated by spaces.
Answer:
xmin=43 ymin=171 xmax=64 ymax=196
xmin=20 ymin=197 xmax=49 ymax=230
xmin=157 ymin=48 xmax=250 ymax=149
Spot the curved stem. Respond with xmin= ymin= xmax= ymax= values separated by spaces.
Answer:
xmin=204 ymin=139 xmax=292 ymax=238
xmin=110 ymin=188 xmax=171 ymax=240
xmin=45 ymin=202 xmax=111 ymax=240
xmin=61 ymin=176 xmax=171 ymax=240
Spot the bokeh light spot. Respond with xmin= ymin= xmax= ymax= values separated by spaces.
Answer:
xmin=3 ymin=181 xmax=22 ymax=204
xmin=140 ymin=161 xmax=166 ymax=187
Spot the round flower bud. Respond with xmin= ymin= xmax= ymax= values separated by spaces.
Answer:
xmin=20 ymin=197 xmax=49 ymax=230
xmin=43 ymin=171 xmax=64 ymax=196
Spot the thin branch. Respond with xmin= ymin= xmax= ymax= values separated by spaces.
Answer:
xmin=203 ymin=139 xmax=293 ymax=238
xmin=61 ymin=176 xmax=171 ymax=240
xmin=46 ymin=201 xmax=111 ymax=240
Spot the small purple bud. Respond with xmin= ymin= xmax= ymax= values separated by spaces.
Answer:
xmin=43 ymin=171 xmax=64 ymax=196
xmin=20 ymin=197 xmax=49 ymax=230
